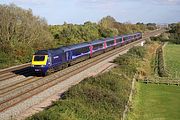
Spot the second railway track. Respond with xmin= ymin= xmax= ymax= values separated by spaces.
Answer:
xmin=0 ymin=63 xmax=31 ymax=76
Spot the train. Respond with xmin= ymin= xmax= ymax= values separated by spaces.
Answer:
xmin=31 ymin=32 xmax=142 ymax=76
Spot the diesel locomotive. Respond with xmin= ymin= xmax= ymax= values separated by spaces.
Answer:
xmin=31 ymin=32 xmax=142 ymax=76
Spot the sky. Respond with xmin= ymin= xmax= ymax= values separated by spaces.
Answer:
xmin=0 ymin=0 xmax=180 ymax=25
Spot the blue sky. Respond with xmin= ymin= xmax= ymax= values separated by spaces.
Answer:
xmin=0 ymin=0 xmax=180 ymax=25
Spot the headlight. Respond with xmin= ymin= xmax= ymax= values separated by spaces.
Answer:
xmin=41 ymin=65 xmax=45 ymax=67
xmin=31 ymin=65 xmax=34 ymax=67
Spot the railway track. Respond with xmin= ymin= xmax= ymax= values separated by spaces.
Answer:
xmin=0 ymin=68 xmax=33 ymax=82
xmin=0 ymin=29 xmax=164 ymax=113
xmin=0 ymin=63 xmax=31 ymax=75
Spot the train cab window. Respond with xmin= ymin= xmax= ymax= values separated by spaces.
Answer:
xmin=34 ymin=55 xmax=45 ymax=61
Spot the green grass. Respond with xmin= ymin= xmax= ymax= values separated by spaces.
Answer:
xmin=128 ymin=83 xmax=180 ymax=120
xmin=164 ymin=43 xmax=180 ymax=78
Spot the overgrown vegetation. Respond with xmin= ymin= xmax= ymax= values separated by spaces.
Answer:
xmin=28 ymin=73 xmax=132 ymax=120
xmin=27 ymin=46 xmax=147 ymax=120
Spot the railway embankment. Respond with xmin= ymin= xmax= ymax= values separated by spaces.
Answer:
xmin=26 ymin=45 xmax=147 ymax=120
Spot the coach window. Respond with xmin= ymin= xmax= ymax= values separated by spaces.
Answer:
xmin=93 ymin=43 xmax=103 ymax=50
xmin=107 ymin=40 xmax=114 ymax=46
xmin=72 ymin=47 xmax=89 ymax=56
xmin=116 ymin=38 xmax=122 ymax=43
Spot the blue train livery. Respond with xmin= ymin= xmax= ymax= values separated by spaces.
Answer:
xmin=31 ymin=32 xmax=142 ymax=76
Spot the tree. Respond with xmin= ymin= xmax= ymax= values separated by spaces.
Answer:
xmin=169 ymin=23 xmax=180 ymax=44
xmin=0 ymin=4 xmax=54 ymax=63
xmin=99 ymin=16 xmax=116 ymax=29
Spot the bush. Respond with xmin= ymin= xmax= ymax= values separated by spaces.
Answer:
xmin=113 ymin=46 xmax=147 ymax=77
xmin=128 ymin=46 xmax=146 ymax=59
xmin=113 ymin=53 xmax=134 ymax=65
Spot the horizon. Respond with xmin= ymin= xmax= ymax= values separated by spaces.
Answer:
xmin=0 ymin=0 xmax=180 ymax=25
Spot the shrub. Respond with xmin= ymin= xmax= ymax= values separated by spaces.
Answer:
xmin=113 ymin=53 xmax=134 ymax=65
xmin=128 ymin=46 xmax=146 ymax=59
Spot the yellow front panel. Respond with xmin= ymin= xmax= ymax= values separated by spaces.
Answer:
xmin=32 ymin=55 xmax=48 ymax=65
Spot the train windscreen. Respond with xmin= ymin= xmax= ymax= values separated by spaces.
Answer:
xmin=34 ymin=55 xmax=45 ymax=61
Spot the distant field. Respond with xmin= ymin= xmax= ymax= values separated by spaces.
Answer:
xmin=128 ymin=83 xmax=180 ymax=120
xmin=164 ymin=43 xmax=180 ymax=78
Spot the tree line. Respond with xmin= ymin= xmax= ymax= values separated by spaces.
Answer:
xmin=0 ymin=4 xmax=157 ymax=68
xmin=150 ymin=23 xmax=180 ymax=44
xmin=169 ymin=23 xmax=180 ymax=44
xmin=49 ymin=16 xmax=157 ymax=47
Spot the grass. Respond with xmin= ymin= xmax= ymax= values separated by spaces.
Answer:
xmin=128 ymin=83 xmax=180 ymax=120
xmin=164 ymin=43 xmax=180 ymax=78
